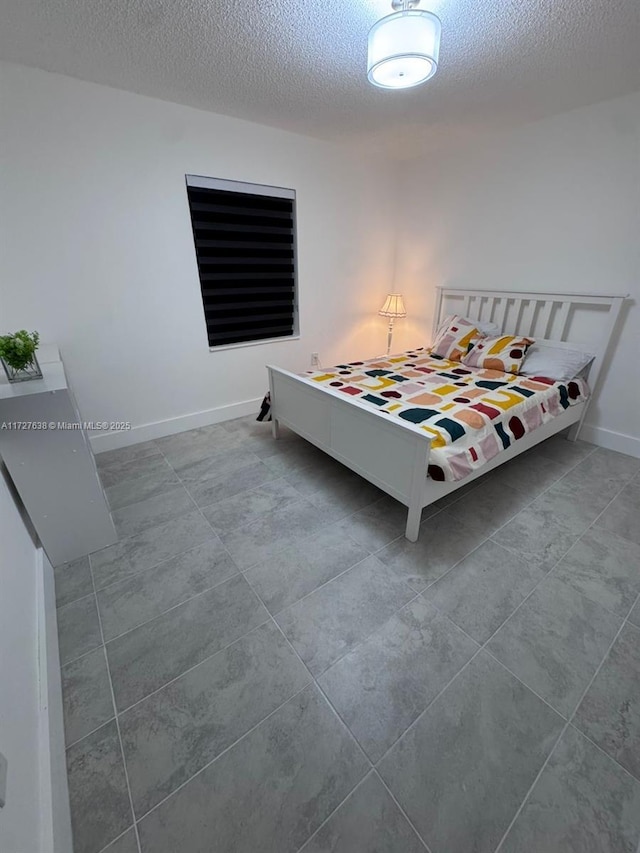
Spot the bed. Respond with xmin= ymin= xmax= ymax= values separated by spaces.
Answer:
xmin=267 ymin=288 xmax=626 ymax=541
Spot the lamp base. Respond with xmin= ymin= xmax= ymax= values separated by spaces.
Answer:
xmin=386 ymin=318 xmax=395 ymax=356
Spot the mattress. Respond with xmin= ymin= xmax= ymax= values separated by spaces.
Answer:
xmin=302 ymin=348 xmax=589 ymax=482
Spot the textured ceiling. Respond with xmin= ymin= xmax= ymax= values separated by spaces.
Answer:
xmin=1 ymin=0 xmax=639 ymax=157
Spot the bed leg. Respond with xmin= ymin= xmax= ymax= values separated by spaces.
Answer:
xmin=567 ymin=415 xmax=587 ymax=442
xmin=271 ymin=418 xmax=281 ymax=440
xmin=405 ymin=505 xmax=421 ymax=542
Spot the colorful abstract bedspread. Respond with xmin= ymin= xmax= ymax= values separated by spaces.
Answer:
xmin=302 ymin=348 xmax=589 ymax=482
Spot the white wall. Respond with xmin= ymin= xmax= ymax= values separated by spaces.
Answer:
xmin=395 ymin=91 xmax=640 ymax=454
xmin=0 ymin=62 xmax=397 ymax=449
xmin=2 ymin=62 xmax=638 ymax=453
xmin=0 ymin=468 xmax=41 ymax=853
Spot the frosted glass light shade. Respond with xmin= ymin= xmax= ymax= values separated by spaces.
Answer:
xmin=367 ymin=10 xmax=441 ymax=89
xmin=378 ymin=293 xmax=407 ymax=318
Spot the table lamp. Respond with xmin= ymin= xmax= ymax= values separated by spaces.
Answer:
xmin=378 ymin=293 xmax=407 ymax=355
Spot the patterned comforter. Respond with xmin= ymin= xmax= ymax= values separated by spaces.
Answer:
xmin=302 ymin=348 xmax=589 ymax=482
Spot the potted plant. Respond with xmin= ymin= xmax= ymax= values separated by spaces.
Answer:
xmin=0 ymin=330 xmax=43 ymax=383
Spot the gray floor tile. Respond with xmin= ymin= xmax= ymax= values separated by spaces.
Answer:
xmin=488 ymin=450 xmax=569 ymax=496
xmin=423 ymin=539 xmax=548 ymax=643
xmin=318 ymin=597 xmax=477 ymax=762
xmin=57 ymin=594 xmax=102 ymax=665
xmin=573 ymin=446 xmax=640 ymax=485
xmin=221 ymin=414 xmax=299 ymax=448
xmin=96 ymin=441 xmax=160 ymax=470
xmin=334 ymin=496 xmax=414 ymax=551
xmin=378 ymin=652 xmax=563 ymax=853
xmin=68 ymin=433 xmax=640 ymax=853
xmin=111 ymin=486 xmax=195 ymax=539
xmin=54 ymin=556 xmax=93 ymax=608
xmin=375 ymin=512 xmax=485 ymax=592
xmin=107 ymin=574 xmax=268 ymax=710
xmin=90 ymin=510 xmax=217 ymax=590
xmin=525 ymin=474 xmax=616 ymax=538
xmin=120 ymin=621 xmax=311 ymax=815
xmin=98 ymin=454 xmax=173 ymax=488
xmin=173 ymin=446 xmax=261 ymax=484
xmin=574 ymin=622 xmax=640 ymax=780
xmin=276 ymin=554 xmax=415 ymax=675
xmin=243 ymin=429 xmax=304 ymax=459
xmin=219 ymin=498 xmax=335 ymax=571
xmin=155 ymin=423 xmax=241 ymax=470
xmin=430 ymin=476 xmax=486 ymax=510
xmin=500 ymin=726 xmax=640 ymax=853
xmin=188 ymin=459 xmax=280 ymax=508
xmin=596 ymin=482 xmax=640 ymax=547
xmin=97 ymin=540 xmax=238 ymax=641
xmin=259 ymin=440 xmax=330 ymax=475
xmin=535 ymin=434 xmax=595 ymax=466
xmin=245 ymin=523 xmax=370 ymax=614
xmin=137 ymin=684 xmax=369 ymax=853
xmin=492 ymin=504 xmax=579 ymax=572
xmin=541 ymin=465 xmax=626 ymax=528
xmin=308 ymin=476 xmax=386 ymax=522
xmin=66 ymin=720 xmax=132 ymax=853
xmin=552 ymin=527 xmax=640 ymax=617
xmin=628 ymin=597 xmax=640 ymax=628
xmin=488 ymin=576 xmax=622 ymax=716
xmin=105 ymin=466 xmax=180 ymax=511
xmin=100 ymin=828 xmax=139 ymax=853
xmin=62 ymin=647 xmax=114 ymax=746
xmin=220 ymin=413 xmax=277 ymax=436
xmin=300 ymin=772 xmax=426 ymax=853
xmin=444 ymin=479 xmax=533 ymax=536
xmin=202 ymin=479 xmax=301 ymax=533
xmin=283 ymin=457 xmax=361 ymax=498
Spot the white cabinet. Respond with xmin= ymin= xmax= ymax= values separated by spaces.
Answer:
xmin=0 ymin=347 xmax=117 ymax=566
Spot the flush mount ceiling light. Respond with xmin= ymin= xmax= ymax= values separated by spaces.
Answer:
xmin=367 ymin=0 xmax=441 ymax=90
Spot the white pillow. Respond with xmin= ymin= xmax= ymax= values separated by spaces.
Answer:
xmin=476 ymin=319 xmax=501 ymax=336
xmin=435 ymin=316 xmax=500 ymax=337
xmin=520 ymin=342 xmax=595 ymax=381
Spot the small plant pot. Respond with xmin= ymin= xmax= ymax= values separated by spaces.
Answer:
xmin=2 ymin=354 xmax=43 ymax=383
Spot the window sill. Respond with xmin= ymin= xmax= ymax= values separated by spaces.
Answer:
xmin=209 ymin=335 xmax=300 ymax=353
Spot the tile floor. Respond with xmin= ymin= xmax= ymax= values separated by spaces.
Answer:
xmin=54 ymin=417 xmax=640 ymax=853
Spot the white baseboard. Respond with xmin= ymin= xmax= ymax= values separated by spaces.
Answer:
xmin=579 ymin=423 xmax=640 ymax=458
xmin=37 ymin=550 xmax=73 ymax=853
xmin=89 ymin=397 xmax=263 ymax=453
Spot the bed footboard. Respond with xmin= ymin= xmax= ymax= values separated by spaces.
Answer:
xmin=267 ymin=365 xmax=432 ymax=541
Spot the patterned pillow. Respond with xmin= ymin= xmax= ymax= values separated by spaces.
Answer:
xmin=431 ymin=315 xmax=482 ymax=362
xmin=461 ymin=335 xmax=534 ymax=374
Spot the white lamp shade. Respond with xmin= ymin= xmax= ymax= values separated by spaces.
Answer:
xmin=367 ymin=10 xmax=441 ymax=90
xmin=379 ymin=293 xmax=407 ymax=318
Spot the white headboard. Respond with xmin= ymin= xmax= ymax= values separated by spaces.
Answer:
xmin=433 ymin=286 xmax=627 ymax=402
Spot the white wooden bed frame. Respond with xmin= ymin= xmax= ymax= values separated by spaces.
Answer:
xmin=267 ymin=288 xmax=626 ymax=542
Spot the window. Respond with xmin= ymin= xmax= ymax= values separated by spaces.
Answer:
xmin=186 ymin=175 xmax=298 ymax=349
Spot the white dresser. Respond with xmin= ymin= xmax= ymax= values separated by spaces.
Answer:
xmin=0 ymin=346 xmax=117 ymax=566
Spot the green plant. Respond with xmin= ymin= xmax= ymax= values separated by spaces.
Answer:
xmin=0 ymin=330 xmax=40 ymax=371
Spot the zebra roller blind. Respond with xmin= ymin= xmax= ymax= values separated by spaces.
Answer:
xmin=186 ymin=175 xmax=298 ymax=348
